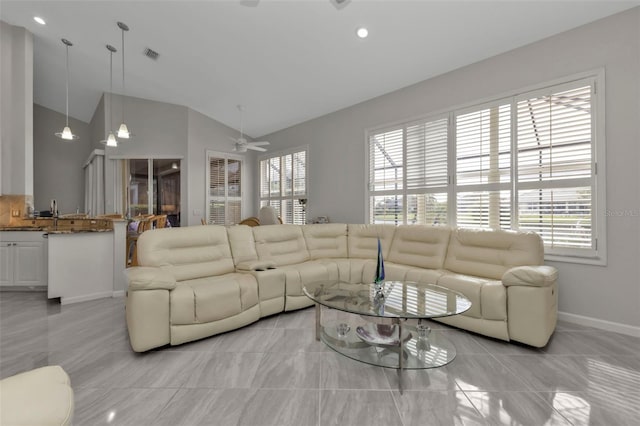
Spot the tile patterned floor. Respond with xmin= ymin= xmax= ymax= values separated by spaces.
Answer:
xmin=1 ymin=292 xmax=639 ymax=426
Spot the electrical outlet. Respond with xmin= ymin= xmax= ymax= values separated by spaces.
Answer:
xmin=11 ymin=209 xmax=20 ymax=217
xmin=193 ymin=209 xmax=202 ymax=216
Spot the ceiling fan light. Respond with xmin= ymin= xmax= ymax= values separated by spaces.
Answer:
xmin=117 ymin=123 xmax=130 ymax=138
xmin=171 ymin=162 xmax=178 ymax=169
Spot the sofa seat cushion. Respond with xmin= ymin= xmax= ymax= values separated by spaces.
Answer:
xmin=437 ymin=273 xmax=505 ymax=320
xmin=278 ymin=261 xmax=339 ymax=297
xmin=170 ymin=274 xmax=258 ymax=325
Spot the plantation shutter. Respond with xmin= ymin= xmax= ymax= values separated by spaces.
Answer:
xmin=455 ymin=102 xmax=511 ymax=229
xmin=259 ymin=149 xmax=307 ymax=225
xmin=208 ymin=157 xmax=226 ymax=225
xmin=406 ymin=118 xmax=448 ymax=190
xmin=207 ymin=154 xmax=243 ymax=226
xmin=516 ymin=82 xmax=594 ymax=250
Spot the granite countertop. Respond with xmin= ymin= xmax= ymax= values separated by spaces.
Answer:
xmin=47 ymin=228 xmax=113 ymax=234
xmin=0 ymin=227 xmax=112 ymax=233
xmin=0 ymin=227 xmax=45 ymax=231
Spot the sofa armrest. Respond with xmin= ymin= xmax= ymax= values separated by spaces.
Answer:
xmin=236 ymin=260 xmax=276 ymax=271
xmin=125 ymin=267 xmax=176 ymax=291
xmin=502 ymin=265 xmax=558 ymax=287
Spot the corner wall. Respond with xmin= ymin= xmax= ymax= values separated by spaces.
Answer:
xmin=0 ymin=20 xmax=33 ymax=196
xmin=259 ymin=8 xmax=640 ymax=329
xmin=33 ymin=104 xmax=90 ymax=213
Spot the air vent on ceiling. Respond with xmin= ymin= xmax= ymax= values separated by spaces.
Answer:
xmin=143 ymin=47 xmax=159 ymax=60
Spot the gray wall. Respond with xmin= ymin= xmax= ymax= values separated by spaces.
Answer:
xmin=260 ymin=8 xmax=640 ymax=329
xmin=88 ymin=93 xmax=256 ymax=226
xmin=187 ymin=109 xmax=257 ymax=226
xmin=93 ymin=94 xmax=189 ymax=218
xmin=33 ymin=104 xmax=90 ymax=213
xmin=0 ymin=20 xmax=33 ymax=196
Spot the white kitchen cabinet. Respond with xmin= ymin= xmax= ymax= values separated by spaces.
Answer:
xmin=0 ymin=232 xmax=48 ymax=288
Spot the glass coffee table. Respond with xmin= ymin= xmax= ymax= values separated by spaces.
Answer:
xmin=303 ymin=280 xmax=471 ymax=393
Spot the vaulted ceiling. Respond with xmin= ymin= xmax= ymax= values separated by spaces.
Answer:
xmin=1 ymin=1 xmax=638 ymax=137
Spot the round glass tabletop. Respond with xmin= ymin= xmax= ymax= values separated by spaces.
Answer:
xmin=303 ymin=280 xmax=471 ymax=319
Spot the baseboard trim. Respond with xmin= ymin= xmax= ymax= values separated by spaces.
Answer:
xmin=60 ymin=291 xmax=114 ymax=305
xmin=112 ymin=290 xmax=125 ymax=298
xmin=558 ymin=311 xmax=640 ymax=337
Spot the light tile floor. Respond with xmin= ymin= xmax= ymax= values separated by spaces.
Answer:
xmin=1 ymin=292 xmax=639 ymax=426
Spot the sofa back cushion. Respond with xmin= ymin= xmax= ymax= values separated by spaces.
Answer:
xmin=444 ymin=228 xmax=544 ymax=280
xmin=227 ymin=225 xmax=258 ymax=264
xmin=388 ymin=225 xmax=451 ymax=269
xmin=302 ymin=224 xmax=348 ymax=259
xmin=252 ymin=224 xmax=310 ymax=266
xmin=347 ymin=224 xmax=396 ymax=259
xmin=137 ymin=225 xmax=235 ymax=281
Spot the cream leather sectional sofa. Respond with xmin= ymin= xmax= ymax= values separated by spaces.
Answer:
xmin=125 ymin=224 xmax=558 ymax=352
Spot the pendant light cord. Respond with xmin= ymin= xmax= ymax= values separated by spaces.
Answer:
xmin=109 ymin=48 xmax=113 ymax=133
xmin=121 ymin=26 xmax=126 ymax=123
xmin=65 ymin=44 xmax=69 ymax=127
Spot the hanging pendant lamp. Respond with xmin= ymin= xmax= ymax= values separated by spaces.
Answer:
xmin=117 ymin=21 xmax=131 ymax=139
xmin=55 ymin=39 xmax=79 ymax=140
xmin=100 ymin=44 xmax=118 ymax=147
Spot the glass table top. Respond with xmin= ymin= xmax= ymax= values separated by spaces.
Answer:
xmin=303 ymin=280 xmax=471 ymax=319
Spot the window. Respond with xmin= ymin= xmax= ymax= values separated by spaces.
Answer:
xmin=367 ymin=74 xmax=604 ymax=263
xmin=207 ymin=151 xmax=243 ymax=225
xmin=260 ymin=148 xmax=307 ymax=224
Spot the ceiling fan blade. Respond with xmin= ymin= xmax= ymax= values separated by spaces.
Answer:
xmin=246 ymin=145 xmax=267 ymax=152
xmin=250 ymin=141 xmax=270 ymax=146
xmin=228 ymin=136 xmax=239 ymax=143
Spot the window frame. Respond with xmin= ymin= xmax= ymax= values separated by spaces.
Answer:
xmin=258 ymin=146 xmax=309 ymax=225
xmin=205 ymin=150 xmax=245 ymax=226
xmin=365 ymin=71 xmax=606 ymax=265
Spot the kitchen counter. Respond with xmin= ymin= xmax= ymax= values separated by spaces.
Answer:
xmin=47 ymin=228 xmax=113 ymax=234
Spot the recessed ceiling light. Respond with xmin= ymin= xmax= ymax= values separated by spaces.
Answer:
xmin=356 ymin=27 xmax=368 ymax=39
xmin=33 ymin=16 xmax=46 ymax=25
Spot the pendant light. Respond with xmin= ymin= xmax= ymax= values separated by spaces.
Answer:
xmin=117 ymin=21 xmax=131 ymax=139
xmin=100 ymin=44 xmax=118 ymax=147
xmin=55 ymin=39 xmax=79 ymax=140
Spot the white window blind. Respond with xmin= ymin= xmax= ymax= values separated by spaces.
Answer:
xmin=455 ymin=102 xmax=511 ymax=229
xmin=370 ymin=118 xmax=448 ymax=225
xmin=366 ymin=74 xmax=603 ymax=262
xmin=516 ymin=83 xmax=594 ymax=253
xmin=207 ymin=152 xmax=243 ymax=225
xmin=260 ymin=148 xmax=307 ymax=225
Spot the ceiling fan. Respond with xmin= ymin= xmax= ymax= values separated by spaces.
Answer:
xmin=230 ymin=105 xmax=270 ymax=153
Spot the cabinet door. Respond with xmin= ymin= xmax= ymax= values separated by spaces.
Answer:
xmin=13 ymin=242 xmax=45 ymax=286
xmin=0 ymin=243 xmax=12 ymax=286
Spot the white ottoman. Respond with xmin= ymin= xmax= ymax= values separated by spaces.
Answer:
xmin=0 ymin=365 xmax=74 ymax=426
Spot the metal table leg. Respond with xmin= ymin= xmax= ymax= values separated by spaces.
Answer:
xmin=315 ymin=303 xmax=321 ymax=341
xmin=394 ymin=317 xmax=404 ymax=395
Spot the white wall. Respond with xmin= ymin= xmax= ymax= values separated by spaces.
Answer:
xmin=260 ymin=8 xmax=640 ymax=329
xmin=0 ymin=20 xmax=33 ymax=196
xmin=186 ymin=109 xmax=257 ymax=226
xmin=33 ymin=104 xmax=90 ymax=213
